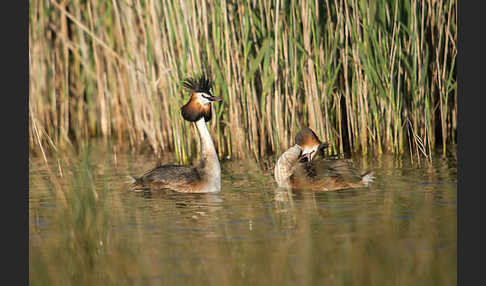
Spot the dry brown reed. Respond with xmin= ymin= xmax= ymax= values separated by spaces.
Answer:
xmin=29 ymin=0 xmax=456 ymax=161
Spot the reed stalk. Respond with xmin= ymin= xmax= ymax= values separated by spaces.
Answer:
xmin=29 ymin=0 xmax=457 ymax=161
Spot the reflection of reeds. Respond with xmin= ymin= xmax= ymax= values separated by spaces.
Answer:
xmin=29 ymin=149 xmax=456 ymax=285
xmin=30 ymin=0 xmax=456 ymax=161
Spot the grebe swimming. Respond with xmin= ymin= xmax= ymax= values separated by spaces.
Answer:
xmin=274 ymin=128 xmax=374 ymax=191
xmin=129 ymin=74 xmax=222 ymax=193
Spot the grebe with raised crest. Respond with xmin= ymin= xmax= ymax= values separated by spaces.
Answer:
xmin=129 ymin=74 xmax=222 ymax=193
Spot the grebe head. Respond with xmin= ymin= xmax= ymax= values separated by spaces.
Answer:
xmin=295 ymin=128 xmax=328 ymax=162
xmin=180 ymin=74 xmax=222 ymax=122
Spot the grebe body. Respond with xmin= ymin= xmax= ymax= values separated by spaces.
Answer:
xmin=274 ymin=128 xmax=374 ymax=191
xmin=129 ymin=74 xmax=222 ymax=193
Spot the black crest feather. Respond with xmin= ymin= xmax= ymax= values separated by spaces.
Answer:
xmin=181 ymin=73 xmax=213 ymax=96
xmin=180 ymin=73 xmax=214 ymax=122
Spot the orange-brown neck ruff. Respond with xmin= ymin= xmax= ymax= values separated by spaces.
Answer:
xmin=181 ymin=95 xmax=212 ymax=122
xmin=295 ymin=128 xmax=322 ymax=150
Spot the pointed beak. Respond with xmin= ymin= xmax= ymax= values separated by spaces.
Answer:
xmin=207 ymin=94 xmax=223 ymax=102
xmin=298 ymin=151 xmax=313 ymax=163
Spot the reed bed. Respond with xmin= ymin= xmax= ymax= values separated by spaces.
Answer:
xmin=29 ymin=0 xmax=456 ymax=161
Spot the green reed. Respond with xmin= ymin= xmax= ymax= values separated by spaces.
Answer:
xmin=29 ymin=0 xmax=456 ymax=161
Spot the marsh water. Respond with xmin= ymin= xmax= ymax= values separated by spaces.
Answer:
xmin=29 ymin=143 xmax=457 ymax=286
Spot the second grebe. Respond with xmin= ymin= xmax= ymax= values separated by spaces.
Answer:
xmin=129 ymin=74 xmax=223 ymax=193
xmin=274 ymin=128 xmax=374 ymax=191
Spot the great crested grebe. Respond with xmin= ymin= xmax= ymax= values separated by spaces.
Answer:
xmin=274 ymin=127 xmax=374 ymax=191
xmin=129 ymin=74 xmax=223 ymax=193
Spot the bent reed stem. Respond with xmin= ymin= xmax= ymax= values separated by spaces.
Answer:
xmin=30 ymin=0 xmax=456 ymax=161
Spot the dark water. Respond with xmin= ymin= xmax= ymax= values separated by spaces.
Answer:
xmin=29 ymin=144 xmax=457 ymax=286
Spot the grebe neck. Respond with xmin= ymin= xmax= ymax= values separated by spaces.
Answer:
xmin=195 ymin=117 xmax=221 ymax=192
xmin=274 ymin=145 xmax=302 ymax=188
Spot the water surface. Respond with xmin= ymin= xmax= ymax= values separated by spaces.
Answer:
xmin=29 ymin=143 xmax=457 ymax=285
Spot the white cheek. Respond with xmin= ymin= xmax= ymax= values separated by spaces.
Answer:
xmin=304 ymin=147 xmax=318 ymax=159
xmin=196 ymin=93 xmax=211 ymax=105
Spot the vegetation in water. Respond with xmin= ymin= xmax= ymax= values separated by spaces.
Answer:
xmin=29 ymin=144 xmax=457 ymax=285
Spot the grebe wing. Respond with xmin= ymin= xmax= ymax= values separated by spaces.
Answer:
xmin=300 ymin=159 xmax=363 ymax=182
xmin=139 ymin=165 xmax=202 ymax=188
